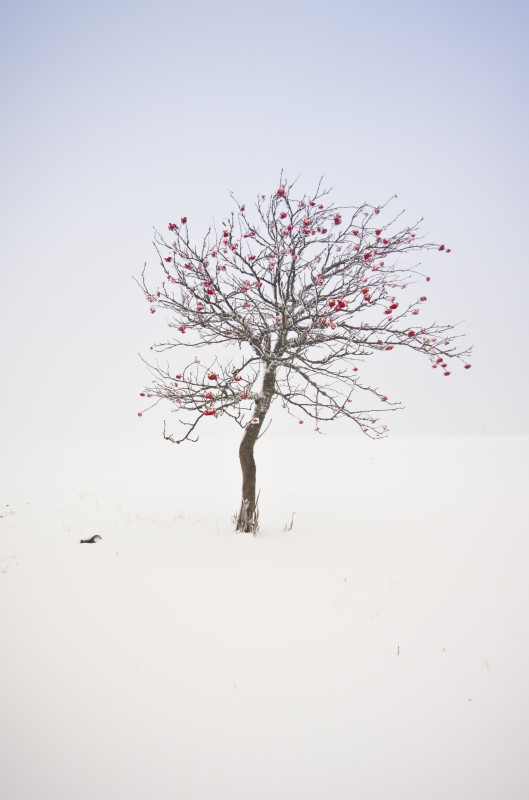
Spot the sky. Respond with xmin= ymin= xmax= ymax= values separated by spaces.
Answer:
xmin=1 ymin=0 xmax=528 ymax=442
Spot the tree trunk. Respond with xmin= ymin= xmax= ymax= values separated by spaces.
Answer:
xmin=236 ymin=424 xmax=260 ymax=533
xmin=236 ymin=366 xmax=276 ymax=533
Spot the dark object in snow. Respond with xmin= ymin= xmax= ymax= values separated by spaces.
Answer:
xmin=80 ymin=535 xmax=102 ymax=544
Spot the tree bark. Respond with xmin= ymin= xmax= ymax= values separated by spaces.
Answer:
xmin=237 ymin=424 xmax=260 ymax=533
xmin=236 ymin=366 xmax=276 ymax=533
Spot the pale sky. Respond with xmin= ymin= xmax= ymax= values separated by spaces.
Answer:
xmin=2 ymin=0 xmax=528 ymax=442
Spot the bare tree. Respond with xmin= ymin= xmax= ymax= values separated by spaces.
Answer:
xmin=137 ymin=177 xmax=471 ymax=532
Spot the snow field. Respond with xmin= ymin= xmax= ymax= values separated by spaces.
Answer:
xmin=1 ymin=435 xmax=528 ymax=799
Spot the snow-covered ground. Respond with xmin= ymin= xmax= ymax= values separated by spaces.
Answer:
xmin=1 ymin=434 xmax=528 ymax=800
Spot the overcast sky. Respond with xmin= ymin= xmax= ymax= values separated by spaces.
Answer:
xmin=2 ymin=0 xmax=528 ymax=443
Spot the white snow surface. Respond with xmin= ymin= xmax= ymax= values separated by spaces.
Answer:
xmin=1 ymin=434 xmax=528 ymax=800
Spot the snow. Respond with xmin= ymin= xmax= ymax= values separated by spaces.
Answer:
xmin=1 ymin=434 xmax=528 ymax=799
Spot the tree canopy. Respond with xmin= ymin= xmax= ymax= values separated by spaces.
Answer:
xmin=138 ymin=178 xmax=471 ymax=444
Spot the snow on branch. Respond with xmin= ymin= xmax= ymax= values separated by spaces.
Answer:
xmin=137 ymin=177 xmax=471 ymax=440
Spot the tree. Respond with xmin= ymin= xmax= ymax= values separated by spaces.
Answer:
xmin=137 ymin=177 xmax=471 ymax=533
